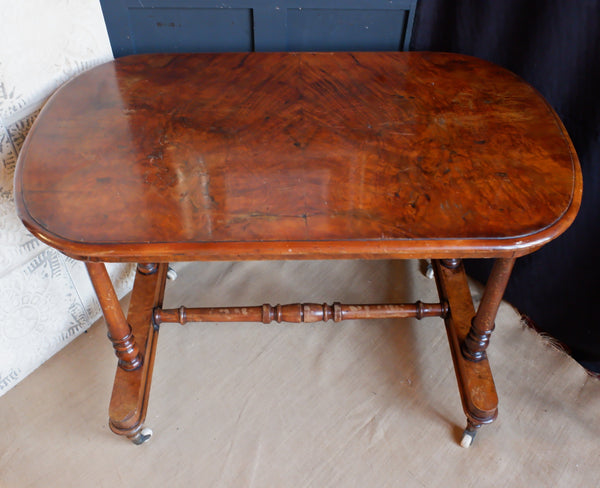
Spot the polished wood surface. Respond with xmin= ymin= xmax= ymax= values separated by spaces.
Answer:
xmin=13 ymin=52 xmax=582 ymax=447
xmin=461 ymin=257 xmax=516 ymax=362
xmin=86 ymin=262 xmax=142 ymax=371
xmin=154 ymin=300 xmax=448 ymax=325
xmin=108 ymin=263 xmax=168 ymax=443
xmin=433 ymin=259 xmax=499 ymax=429
xmin=15 ymin=52 xmax=581 ymax=261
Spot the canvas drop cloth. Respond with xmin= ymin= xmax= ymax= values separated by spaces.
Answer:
xmin=1 ymin=260 xmax=598 ymax=487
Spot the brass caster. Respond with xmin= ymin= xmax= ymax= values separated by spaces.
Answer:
xmin=129 ymin=427 xmax=153 ymax=445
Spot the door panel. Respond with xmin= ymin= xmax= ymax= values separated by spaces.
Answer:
xmin=128 ymin=7 xmax=254 ymax=53
xmin=100 ymin=1 xmax=418 ymax=56
xmin=286 ymin=8 xmax=410 ymax=51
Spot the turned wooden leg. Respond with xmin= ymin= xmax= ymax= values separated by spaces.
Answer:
xmin=86 ymin=262 xmax=142 ymax=371
xmin=87 ymin=262 xmax=168 ymax=444
xmin=433 ymin=259 xmax=501 ymax=448
xmin=108 ymin=263 xmax=168 ymax=444
xmin=461 ymin=258 xmax=516 ymax=362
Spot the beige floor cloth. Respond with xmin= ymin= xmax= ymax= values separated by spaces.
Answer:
xmin=1 ymin=260 xmax=598 ymax=487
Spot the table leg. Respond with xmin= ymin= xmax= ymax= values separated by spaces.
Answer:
xmin=86 ymin=262 xmax=142 ymax=371
xmin=433 ymin=258 xmax=514 ymax=447
xmin=462 ymin=258 xmax=516 ymax=361
xmin=88 ymin=262 xmax=168 ymax=444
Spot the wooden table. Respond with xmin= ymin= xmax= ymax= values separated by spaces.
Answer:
xmin=15 ymin=52 xmax=581 ymax=447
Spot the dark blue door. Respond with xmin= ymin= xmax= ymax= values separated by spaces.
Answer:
xmin=100 ymin=0 xmax=418 ymax=56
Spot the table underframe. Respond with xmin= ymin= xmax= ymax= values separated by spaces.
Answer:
xmin=85 ymin=257 xmax=515 ymax=447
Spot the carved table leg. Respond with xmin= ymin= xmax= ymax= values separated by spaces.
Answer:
xmin=88 ymin=262 xmax=168 ymax=444
xmin=462 ymin=258 xmax=516 ymax=361
xmin=86 ymin=262 xmax=142 ymax=371
xmin=433 ymin=259 xmax=515 ymax=447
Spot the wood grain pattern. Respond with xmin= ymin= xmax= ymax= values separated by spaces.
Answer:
xmin=86 ymin=262 xmax=142 ymax=371
xmin=433 ymin=259 xmax=499 ymax=426
xmin=154 ymin=301 xmax=448 ymax=325
xmin=15 ymin=52 xmax=581 ymax=262
xmin=12 ymin=52 xmax=583 ymax=445
xmin=108 ymin=263 xmax=167 ymax=440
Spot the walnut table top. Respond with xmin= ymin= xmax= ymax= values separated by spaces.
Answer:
xmin=15 ymin=52 xmax=581 ymax=261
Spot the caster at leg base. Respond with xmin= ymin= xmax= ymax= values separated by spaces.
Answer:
xmin=460 ymin=420 xmax=481 ymax=448
xmin=129 ymin=427 xmax=153 ymax=445
xmin=420 ymin=260 xmax=435 ymax=279
xmin=460 ymin=430 xmax=475 ymax=448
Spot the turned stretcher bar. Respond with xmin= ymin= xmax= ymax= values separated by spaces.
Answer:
xmin=154 ymin=301 xmax=449 ymax=326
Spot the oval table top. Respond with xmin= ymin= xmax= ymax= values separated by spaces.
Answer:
xmin=15 ymin=52 xmax=581 ymax=262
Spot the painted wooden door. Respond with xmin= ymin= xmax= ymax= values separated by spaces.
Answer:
xmin=100 ymin=0 xmax=418 ymax=56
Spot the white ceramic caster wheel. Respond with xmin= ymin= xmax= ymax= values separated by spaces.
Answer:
xmin=460 ymin=430 xmax=475 ymax=448
xmin=131 ymin=427 xmax=153 ymax=445
xmin=167 ymin=267 xmax=178 ymax=281
xmin=420 ymin=260 xmax=435 ymax=279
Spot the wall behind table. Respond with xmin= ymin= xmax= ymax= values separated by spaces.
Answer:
xmin=0 ymin=0 xmax=135 ymax=396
